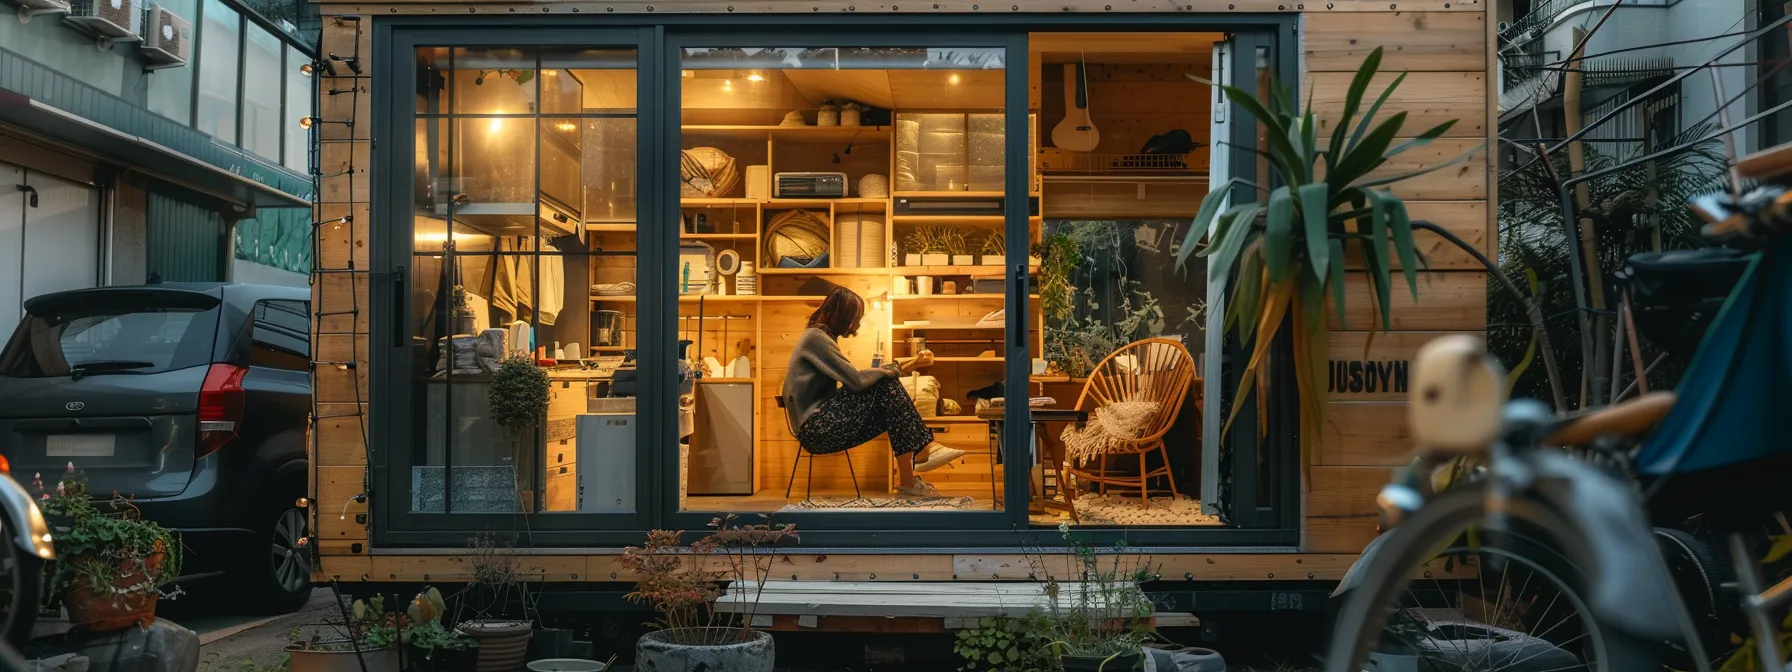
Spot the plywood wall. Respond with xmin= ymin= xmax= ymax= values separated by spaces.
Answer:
xmin=306 ymin=2 xmax=1491 ymax=563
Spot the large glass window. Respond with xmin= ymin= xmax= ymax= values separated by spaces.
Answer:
xmin=196 ymin=0 xmax=242 ymax=142
xmin=674 ymin=46 xmax=1017 ymax=515
xmin=243 ymin=27 xmax=284 ymax=159
xmin=284 ymin=45 xmax=312 ymax=173
xmin=408 ymin=47 xmax=640 ymax=515
xmin=144 ymin=0 xmax=198 ymax=124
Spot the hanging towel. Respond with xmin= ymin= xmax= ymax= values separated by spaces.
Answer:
xmin=538 ymin=253 xmax=564 ymax=326
xmin=490 ymin=238 xmax=535 ymax=323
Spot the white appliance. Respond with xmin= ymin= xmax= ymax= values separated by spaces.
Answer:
xmin=688 ymin=382 xmax=754 ymax=495
xmin=11 ymin=0 xmax=70 ymax=21
xmin=576 ymin=413 xmax=635 ymax=512
xmin=139 ymin=4 xmax=191 ymax=68
xmin=65 ymin=0 xmax=140 ymax=40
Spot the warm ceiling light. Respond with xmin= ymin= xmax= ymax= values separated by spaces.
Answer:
xmin=948 ymin=73 xmax=962 ymax=85
xmin=722 ymin=80 xmax=733 ymax=90
xmin=556 ymin=122 xmax=578 ymax=132
xmin=746 ymin=71 xmax=765 ymax=82
xmin=298 ymin=117 xmax=315 ymax=129
xmin=489 ymin=118 xmax=504 ymax=133
xmin=682 ymin=69 xmax=695 ymax=78
xmin=299 ymin=62 xmax=317 ymax=77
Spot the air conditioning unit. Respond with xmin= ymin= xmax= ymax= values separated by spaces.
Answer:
xmin=65 ymin=0 xmax=141 ymax=41
xmin=139 ymin=3 xmax=190 ymax=68
xmin=11 ymin=0 xmax=72 ymax=23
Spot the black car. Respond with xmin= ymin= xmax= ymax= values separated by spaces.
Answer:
xmin=0 ymin=283 xmax=313 ymax=613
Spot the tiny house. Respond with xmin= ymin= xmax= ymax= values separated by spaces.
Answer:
xmin=305 ymin=0 xmax=1491 ymax=618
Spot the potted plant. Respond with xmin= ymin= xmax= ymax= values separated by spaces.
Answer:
xmin=906 ymin=225 xmax=952 ymax=267
xmin=449 ymin=285 xmax=477 ymax=336
xmin=1179 ymin=47 xmax=1479 ymax=472
xmin=979 ymin=231 xmax=1005 ymax=266
xmin=487 ymin=355 xmax=549 ymax=506
xmin=35 ymin=464 xmax=182 ymax=632
xmin=621 ymin=516 xmax=799 ymax=672
xmin=457 ymin=534 xmax=536 ymax=672
xmin=943 ymin=227 xmax=974 ymax=266
xmin=403 ymin=587 xmax=477 ymax=672
xmin=287 ymin=597 xmax=403 ymax=672
xmin=1038 ymin=523 xmax=1156 ymax=671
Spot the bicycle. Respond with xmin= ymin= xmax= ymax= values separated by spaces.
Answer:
xmin=1321 ymin=140 xmax=1792 ymax=672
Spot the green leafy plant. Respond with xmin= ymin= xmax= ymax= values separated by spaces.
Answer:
xmin=1032 ymin=522 xmax=1157 ymax=665
xmin=487 ymin=355 xmax=549 ymax=436
xmin=954 ymin=615 xmax=1054 ymax=672
xmin=1036 ymin=233 xmax=1080 ymax=324
xmin=35 ymin=464 xmax=182 ymax=602
xmin=290 ymin=595 xmax=402 ymax=652
xmin=1178 ymin=47 xmax=1480 ymax=471
xmin=199 ymin=652 xmax=289 ymax=672
xmin=981 ymin=231 xmax=1007 ymax=257
xmin=404 ymin=586 xmax=476 ymax=659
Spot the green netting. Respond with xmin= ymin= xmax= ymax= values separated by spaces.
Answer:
xmin=235 ymin=207 xmax=313 ymax=275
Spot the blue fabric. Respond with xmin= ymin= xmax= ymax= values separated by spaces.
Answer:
xmin=778 ymin=253 xmax=830 ymax=269
xmin=1633 ymin=237 xmax=1792 ymax=475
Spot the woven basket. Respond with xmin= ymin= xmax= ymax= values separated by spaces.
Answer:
xmin=680 ymin=147 xmax=741 ymax=198
xmin=763 ymin=209 xmax=830 ymax=267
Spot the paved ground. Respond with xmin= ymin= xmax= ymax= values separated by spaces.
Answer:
xmin=191 ymin=588 xmax=341 ymax=671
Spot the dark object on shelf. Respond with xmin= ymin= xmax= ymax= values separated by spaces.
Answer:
xmin=894 ymin=196 xmax=1040 ymax=217
xmin=774 ymin=172 xmax=848 ymax=198
xmin=1622 ymin=247 xmax=1751 ymax=366
xmin=1106 ymin=130 xmax=1205 ymax=170
xmin=1140 ymin=129 xmax=1199 ymax=155
xmin=777 ymin=252 xmax=831 ymax=269
xmin=967 ymin=381 xmax=1005 ymax=402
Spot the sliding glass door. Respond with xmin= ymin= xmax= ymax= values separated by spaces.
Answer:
xmin=377 ymin=28 xmax=660 ymax=543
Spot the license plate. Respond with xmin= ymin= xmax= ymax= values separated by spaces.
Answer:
xmin=46 ymin=434 xmax=116 ymax=458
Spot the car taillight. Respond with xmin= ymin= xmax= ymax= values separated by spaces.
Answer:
xmin=0 ymin=454 xmax=10 ymax=475
xmin=197 ymin=363 xmax=248 ymax=457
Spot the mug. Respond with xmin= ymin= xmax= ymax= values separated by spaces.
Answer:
xmin=917 ymin=276 xmax=935 ymax=295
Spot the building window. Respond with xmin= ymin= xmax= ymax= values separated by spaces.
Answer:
xmin=284 ymin=45 xmax=312 ymax=173
xmin=408 ymin=47 xmax=641 ymax=515
xmin=243 ymin=26 xmax=284 ymax=159
xmin=145 ymin=0 xmax=198 ymax=124
xmin=196 ymin=0 xmax=242 ymax=143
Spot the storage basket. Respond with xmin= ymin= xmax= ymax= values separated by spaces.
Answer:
xmin=679 ymin=147 xmax=741 ymax=198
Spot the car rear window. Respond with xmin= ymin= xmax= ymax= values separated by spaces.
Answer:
xmin=0 ymin=291 xmax=221 ymax=378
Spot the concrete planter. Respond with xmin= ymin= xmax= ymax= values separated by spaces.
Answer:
xmin=634 ymin=628 xmax=773 ymax=672
xmin=457 ymin=620 xmax=532 ymax=672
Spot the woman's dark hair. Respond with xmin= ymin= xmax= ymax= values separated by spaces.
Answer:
xmin=807 ymin=286 xmax=865 ymax=339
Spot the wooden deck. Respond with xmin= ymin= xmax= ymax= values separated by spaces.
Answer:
xmin=715 ymin=580 xmax=1193 ymax=632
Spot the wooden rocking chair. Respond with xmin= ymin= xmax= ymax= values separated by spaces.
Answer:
xmin=1063 ymin=338 xmax=1199 ymax=510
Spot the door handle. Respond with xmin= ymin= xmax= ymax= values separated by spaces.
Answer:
xmin=1010 ymin=263 xmax=1027 ymax=349
xmin=392 ymin=266 xmax=406 ymax=349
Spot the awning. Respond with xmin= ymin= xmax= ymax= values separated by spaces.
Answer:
xmin=0 ymin=86 xmax=310 ymax=210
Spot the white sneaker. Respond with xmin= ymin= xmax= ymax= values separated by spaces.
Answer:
xmin=895 ymin=477 xmax=940 ymax=497
xmin=915 ymin=447 xmax=966 ymax=472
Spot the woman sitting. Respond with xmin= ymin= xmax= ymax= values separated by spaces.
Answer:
xmin=783 ymin=286 xmax=965 ymax=497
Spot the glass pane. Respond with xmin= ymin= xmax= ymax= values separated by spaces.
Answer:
xmin=676 ymin=45 xmax=1009 ymax=514
xmin=452 ymin=48 xmax=538 ymax=115
xmin=145 ymin=0 xmax=197 ymax=124
xmin=409 ymin=45 xmax=639 ymax=517
xmin=1028 ymin=34 xmax=1222 ymax=528
xmin=243 ymin=27 xmax=283 ymax=159
xmin=284 ymin=46 xmax=311 ymax=172
xmin=196 ymin=0 xmax=241 ymax=141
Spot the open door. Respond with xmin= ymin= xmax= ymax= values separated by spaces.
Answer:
xmin=1198 ymin=35 xmax=1231 ymax=515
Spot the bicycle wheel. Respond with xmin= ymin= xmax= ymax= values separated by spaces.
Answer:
xmin=1322 ymin=485 xmax=1661 ymax=672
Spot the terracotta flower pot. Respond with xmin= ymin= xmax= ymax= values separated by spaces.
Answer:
xmin=62 ymin=547 xmax=166 ymax=632
xmin=288 ymin=645 xmax=401 ymax=672
xmin=457 ymin=620 xmax=532 ymax=672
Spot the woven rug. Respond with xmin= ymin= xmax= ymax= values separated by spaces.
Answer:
xmin=776 ymin=495 xmax=975 ymax=513
xmin=1057 ymin=493 xmax=1223 ymax=526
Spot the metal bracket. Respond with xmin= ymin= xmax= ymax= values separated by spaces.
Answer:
xmin=16 ymin=185 xmax=37 ymax=208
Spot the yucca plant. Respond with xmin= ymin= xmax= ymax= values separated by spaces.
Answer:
xmin=1177 ymin=47 xmax=1482 ymax=477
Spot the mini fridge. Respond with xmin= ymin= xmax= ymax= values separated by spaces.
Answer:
xmin=576 ymin=412 xmax=636 ymax=512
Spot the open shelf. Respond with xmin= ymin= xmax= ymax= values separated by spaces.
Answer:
xmin=585 ymin=223 xmax=638 ymax=233
xmin=590 ymin=296 xmax=639 ymax=303
xmin=755 ymin=267 xmax=891 ymax=276
xmin=890 ymin=215 xmax=1007 ymax=224
xmin=932 ymin=357 xmax=1006 ymax=363
xmin=682 ymin=125 xmax=893 ymax=142
xmin=681 ymin=233 xmax=758 ymax=240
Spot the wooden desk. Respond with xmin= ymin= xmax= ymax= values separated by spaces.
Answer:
xmin=979 ymin=408 xmax=1086 ymax=522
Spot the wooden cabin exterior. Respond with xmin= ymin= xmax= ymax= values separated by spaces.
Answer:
xmin=302 ymin=0 xmax=1491 ymax=610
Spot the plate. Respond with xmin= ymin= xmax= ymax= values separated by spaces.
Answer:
xmin=46 ymin=434 xmax=116 ymax=458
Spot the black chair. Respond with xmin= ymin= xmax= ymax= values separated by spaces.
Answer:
xmin=779 ymin=394 xmax=862 ymax=502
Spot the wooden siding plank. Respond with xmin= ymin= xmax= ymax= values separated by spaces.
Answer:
xmin=1329 ymin=272 xmax=1487 ymax=331
xmin=1307 ymin=72 xmax=1486 ymax=139
xmin=315 ymin=204 xmax=371 ymax=270
xmin=1306 ymin=517 xmax=1379 ymax=553
xmin=1327 ymin=137 xmax=1486 ymax=201
xmin=317 ymin=141 xmax=371 ymax=205
xmin=1325 ymin=331 xmax=1471 ymax=400
xmin=314 ymin=403 xmax=371 ymax=467
xmin=1304 ymin=12 xmax=1486 ymax=72
xmin=1321 ymin=401 xmax=1414 ymax=466
xmin=1308 ymin=466 xmax=1390 ymax=518
xmin=1344 ymin=201 xmax=1488 ymax=271
xmin=315 ymin=465 xmax=371 ymax=541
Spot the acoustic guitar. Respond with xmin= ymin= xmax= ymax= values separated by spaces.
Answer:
xmin=1051 ymin=62 xmax=1100 ymax=153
